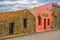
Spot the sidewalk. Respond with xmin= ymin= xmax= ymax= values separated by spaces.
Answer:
xmin=0 ymin=28 xmax=60 ymax=40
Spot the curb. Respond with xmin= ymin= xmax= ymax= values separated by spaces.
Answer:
xmin=0 ymin=29 xmax=60 ymax=40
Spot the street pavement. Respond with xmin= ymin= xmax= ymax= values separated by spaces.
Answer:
xmin=3 ymin=30 xmax=60 ymax=40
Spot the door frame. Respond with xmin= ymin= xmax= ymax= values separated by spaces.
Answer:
xmin=9 ymin=23 xmax=14 ymax=34
xmin=44 ymin=19 xmax=46 ymax=29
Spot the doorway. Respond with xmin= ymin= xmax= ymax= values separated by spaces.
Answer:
xmin=9 ymin=23 xmax=14 ymax=34
xmin=44 ymin=19 xmax=46 ymax=29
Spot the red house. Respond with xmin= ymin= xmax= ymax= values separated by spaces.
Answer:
xmin=37 ymin=2 xmax=60 ymax=29
xmin=36 ymin=7 xmax=52 ymax=32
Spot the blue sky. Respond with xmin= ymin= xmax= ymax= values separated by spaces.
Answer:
xmin=0 ymin=0 xmax=60 ymax=12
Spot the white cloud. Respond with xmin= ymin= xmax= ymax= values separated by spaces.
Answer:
xmin=31 ymin=1 xmax=38 ymax=3
xmin=58 ymin=3 xmax=60 ymax=5
xmin=0 ymin=1 xmax=15 ymax=4
xmin=0 ymin=0 xmax=31 ymax=11
xmin=15 ymin=1 xmax=29 ymax=4
xmin=0 ymin=0 xmax=30 ymax=4
xmin=0 ymin=0 xmax=59 ymax=12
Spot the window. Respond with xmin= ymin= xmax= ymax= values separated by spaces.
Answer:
xmin=48 ymin=19 xmax=50 ymax=25
xmin=38 ymin=15 xmax=41 ymax=25
xmin=23 ymin=18 xmax=27 ymax=28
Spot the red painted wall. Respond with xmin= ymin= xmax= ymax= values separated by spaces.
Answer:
xmin=35 ymin=7 xmax=52 ymax=32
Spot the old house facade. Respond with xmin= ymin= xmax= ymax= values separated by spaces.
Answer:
xmin=39 ymin=2 xmax=60 ymax=29
xmin=29 ymin=6 xmax=52 ymax=32
xmin=52 ymin=3 xmax=60 ymax=29
xmin=35 ymin=7 xmax=52 ymax=32
xmin=0 ymin=9 xmax=35 ymax=37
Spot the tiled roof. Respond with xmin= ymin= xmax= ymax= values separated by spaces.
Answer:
xmin=0 ymin=9 xmax=34 ymax=23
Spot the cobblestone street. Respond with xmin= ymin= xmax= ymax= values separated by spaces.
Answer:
xmin=3 ymin=30 xmax=60 ymax=40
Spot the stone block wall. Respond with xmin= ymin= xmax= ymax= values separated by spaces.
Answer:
xmin=0 ymin=11 xmax=35 ymax=37
xmin=52 ymin=5 xmax=60 ymax=28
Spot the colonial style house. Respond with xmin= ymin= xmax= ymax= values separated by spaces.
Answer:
xmin=39 ymin=2 xmax=60 ymax=29
xmin=35 ymin=7 xmax=52 ymax=32
xmin=0 ymin=9 xmax=35 ymax=37
xmin=29 ymin=7 xmax=52 ymax=32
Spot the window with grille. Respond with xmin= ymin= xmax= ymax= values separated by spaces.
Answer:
xmin=48 ymin=19 xmax=50 ymax=25
xmin=38 ymin=15 xmax=41 ymax=25
xmin=23 ymin=18 xmax=27 ymax=28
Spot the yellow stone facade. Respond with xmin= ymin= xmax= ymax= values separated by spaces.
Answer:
xmin=0 ymin=9 xmax=35 ymax=37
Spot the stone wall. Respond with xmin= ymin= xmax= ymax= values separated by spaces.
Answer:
xmin=0 ymin=11 xmax=35 ymax=37
xmin=52 ymin=5 xmax=60 ymax=28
